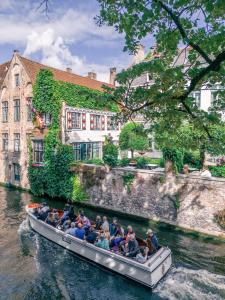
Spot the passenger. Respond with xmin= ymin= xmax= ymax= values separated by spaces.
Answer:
xmin=146 ymin=229 xmax=158 ymax=255
xmin=135 ymin=247 xmax=149 ymax=264
xmin=75 ymin=209 xmax=83 ymax=224
xmin=120 ymin=225 xmax=135 ymax=252
xmin=74 ymin=223 xmax=85 ymax=240
xmin=125 ymin=234 xmax=140 ymax=258
xmin=68 ymin=205 xmax=76 ymax=221
xmin=66 ymin=222 xmax=77 ymax=236
xmin=101 ymin=216 xmax=109 ymax=232
xmin=109 ymin=217 xmax=118 ymax=237
xmin=110 ymin=223 xmax=125 ymax=252
xmin=52 ymin=209 xmax=60 ymax=223
xmin=37 ymin=202 xmax=50 ymax=221
xmin=80 ymin=212 xmax=91 ymax=234
xmin=60 ymin=205 xmax=71 ymax=224
xmin=95 ymin=233 xmax=110 ymax=250
xmin=95 ymin=215 xmax=103 ymax=230
xmin=104 ymin=229 xmax=111 ymax=241
xmin=63 ymin=219 xmax=71 ymax=231
xmin=115 ymin=223 xmax=124 ymax=237
xmin=46 ymin=212 xmax=57 ymax=227
xmin=86 ymin=226 xmax=98 ymax=244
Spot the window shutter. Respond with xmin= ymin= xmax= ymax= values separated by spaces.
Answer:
xmin=82 ymin=113 xmax=86 ymax=130
xmin=90 ymin=114 xmax=94 ymax=130
xmin=107 ymin=116 xmax=111 ymax=130
xmin=101 ymin=115 xmax=105 ymax=130
xmin=67 ymin=112 xmax=72 ymax=129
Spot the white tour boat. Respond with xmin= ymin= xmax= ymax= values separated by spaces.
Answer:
xmin=26 ymin=204 xmax=172 ymax=288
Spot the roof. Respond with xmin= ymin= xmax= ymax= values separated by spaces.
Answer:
xmin=19 ymin=56 xmax=113 ymax=91
xmin=0 ymin=61 xmax=10 ymax=87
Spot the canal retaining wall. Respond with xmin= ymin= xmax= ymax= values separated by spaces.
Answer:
xmin=75 ymin=164 xmax=225 ymax=238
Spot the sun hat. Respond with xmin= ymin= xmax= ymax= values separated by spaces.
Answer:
xmin=146 ymin=229 xmax=153 ymax=235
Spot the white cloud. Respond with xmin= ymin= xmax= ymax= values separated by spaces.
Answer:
xmin=24 ymin=28 xmax=117 ymax=82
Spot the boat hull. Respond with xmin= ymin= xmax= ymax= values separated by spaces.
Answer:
xmin=26 ymin=206 xmax=172 ymax=288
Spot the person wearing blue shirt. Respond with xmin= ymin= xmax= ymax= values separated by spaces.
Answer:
xmin=66 ymin=222 xmax=77 ymax=237
xmin=146 ymin=229 xmax=158 ymax=255
xmin=109 ymin=217 xmax=118 ymax=236
xmin=75 ymin=223 xmax=85 ymax=240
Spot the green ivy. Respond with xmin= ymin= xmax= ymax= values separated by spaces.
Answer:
xmin=28 ymin=69 xmax=114 ymax=200
xmin=122 ymin=172 xmax=135 ymax=193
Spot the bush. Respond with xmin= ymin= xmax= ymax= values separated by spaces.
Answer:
xmin=136 ymin=157 xmax=148 ymax=169
xmin=118 ymin=157 xmax=130 ymax=167
xmin=103 ymin=139 xmax=119 ymax=168
xmin=159 ymin=158 xmax=165 ymax=168
xmin=209 ymin=166 xmax=225 ymax=178
xmin=162 ymin=147 xmax=184 ymax=173
xmin=83 ymin=158 xmax=104 ymax=165
xmin=183 ymin=151 xmax=201 ymax=169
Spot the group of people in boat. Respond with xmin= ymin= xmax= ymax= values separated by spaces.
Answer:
xmin=33 ymin=202 xmax=159 ymax=264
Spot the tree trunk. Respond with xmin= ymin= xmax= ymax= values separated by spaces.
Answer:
xmin=200 ymin=145 xmax=206 ymax=169
xmin=131 ymin=149 xmax=134 ymax=159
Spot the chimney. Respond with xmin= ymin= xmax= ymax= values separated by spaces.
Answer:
xmin=66 ymin=67 xmax=72 ymax=73
xmin=109 ymin=67 xmax=116 ymax=85
xmin=133 ymin=44 xmax=145 ymax=65
xmin=88 ymin=71 xmax=97 ymax=80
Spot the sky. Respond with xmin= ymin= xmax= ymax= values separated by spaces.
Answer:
xmin=0 ymin=0 xmax=152 ymax=83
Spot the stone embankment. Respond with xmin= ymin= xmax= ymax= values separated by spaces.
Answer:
xmin=75 ymin=164 xmax=225 ymax=238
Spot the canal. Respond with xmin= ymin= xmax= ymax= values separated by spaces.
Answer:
xmin=0 ymin=186 xmax=225 ymax=300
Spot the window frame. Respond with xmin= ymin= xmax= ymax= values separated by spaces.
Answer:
xmin=14 ymin=99 xmax=20 ymax=122
xmin=14 ymin=133 xmax=20 ymax=152
xmin=15 ymin=74 xmax=20 ymax=87
xmin=2 ymin=133 xmax=8 ymax=151
xmin=13 ymin=163 xmax=21 ymax=181
xmin=91 ymin=114 xmax=101 ymax=130
xmin=33 ymin=140 xmax=44 ymax=164
xmin=73 ymin=142 xmax=101 ymax=161
xmin=192 ymin=91 xmax=201 ymax=108
xmin=2 ymin=101 xmax=8 ymax=123
xmin=71 ymin=112 xmax=81 ymax=129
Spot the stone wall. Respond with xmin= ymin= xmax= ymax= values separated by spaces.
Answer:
xmin=77 ymin=165 xmax=225 ymax=238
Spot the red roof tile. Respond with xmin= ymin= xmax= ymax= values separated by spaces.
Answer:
xmin=19 ymin=56 xmax=113 ymax=91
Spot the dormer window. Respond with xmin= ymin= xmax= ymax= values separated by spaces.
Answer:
xmin=15 ymin=74 xmax=20 ymax=87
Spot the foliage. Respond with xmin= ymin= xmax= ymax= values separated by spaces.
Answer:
xmin=215 ymin=209 xmax=225 ymax=229
xmin=97 ymin=0 xmax=225 ymax=138
xmin=83 ymin=158 xmax=104 ymax=166
xmin=183 ymin=151 xmax=201 ymax=169
xmin=29 ymin=69 xmax=113 ymax=200
xmin=103 ymin=137 xmax=119 ymax=168
xmin=136 ymin=157 xmax=148 ymax=169
xmin=162 ymin=147 xmax=184 ymax=174
xmin=209 ymin=166 xmax=225 ymax=178
xmin=118 ymin=157 xmax=130 ymax=167
xmin=122 ymin=172 xmax=135 ymax=193
xmin=119 ymin=123 xmax=149 ymax=158
xmin=71 ymin=175 xmax=88 ymax=202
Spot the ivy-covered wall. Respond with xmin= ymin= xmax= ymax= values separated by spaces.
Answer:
xmin=28 ymin=69 xmax=116 ymax=200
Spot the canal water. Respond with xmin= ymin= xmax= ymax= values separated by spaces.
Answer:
xmin=0 ymin=186 xmax=225 ymax=300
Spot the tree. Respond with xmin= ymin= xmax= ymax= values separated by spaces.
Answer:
xmin=153 ymin=119 xmax=225 ymax=170
xmin=97 ymin=1 xmax=225 ymax=136
xmin=103 ymin=136 xmax=119 ymax=167
xmin=119 ymin=123 xmax=149 ymax=158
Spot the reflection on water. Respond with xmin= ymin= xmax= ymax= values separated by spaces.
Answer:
xmin=0 ymin=186 xmax=225 ymax=300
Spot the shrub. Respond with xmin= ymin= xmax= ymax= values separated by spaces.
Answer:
xmin=83 ymin=158 xmax=104 ymax=165
xmin=118 ymin=157 xmax=130 ymax=167
xmin=136 ymin=157 xmax=148 ymax=169
xmin=183 ymin=151 xmax=201 ymax=169
xmin=209 ymin=166 xmax=225 ymax=178
xmin=122 ymin=172 xmax=135 ymax=193
xmin=103 ymin=139 xmax=119 ymax=168
xmin=159 ymin=158 xmax=165 ymax=168
xmin=162 ymin=147 xmax=184 ymax=174
xmin=71 ymin=175 xmax=88 ymax=202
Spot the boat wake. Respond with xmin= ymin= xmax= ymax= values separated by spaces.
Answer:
xmin=18 ymin=217 xmax=31 ymax=234
xmin=155 ymin=266 xmax=225 ymax=300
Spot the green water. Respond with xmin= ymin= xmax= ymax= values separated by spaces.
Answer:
xmin=0 ymin=186 xmax=225 ymax=300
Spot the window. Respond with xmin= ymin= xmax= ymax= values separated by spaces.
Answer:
xmin=15 ymin=74 xmax=20 ymax=87
xmin=73 ymin=142 xmax=101 ymax=161
xmin=90 ymin=114 xmax=101 ymax=130
xmin=2 ymin=101 xmax=8 ymax=122
xmin=192 ymin=91 xmax=201 ymax=108
xmin=71 ymin=112 xmax=81 ymax=129
xmin=27 ymin=98 xmax=33 ymax=121
xmin=41 ymin=113 xmax=52 ymax=126
xmin=33 ymin=140 xmax=44 ymax=163
xmin=14 ymin=99 xmax=20 ymax=122
xmin=2 ymin=133 xmax=8 ymax=151
xmin=14 ymin=133 xmax=20 ymax=152
xmin=107 ymin=115 xmax=118 ymax=130
xmin=13 ymin=164 xmax=20 ymax=181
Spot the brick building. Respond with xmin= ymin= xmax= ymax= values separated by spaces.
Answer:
xmin=0 ymin=51 xmax=118 ymax=189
